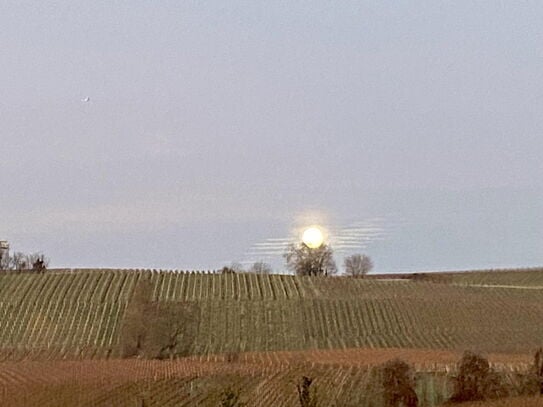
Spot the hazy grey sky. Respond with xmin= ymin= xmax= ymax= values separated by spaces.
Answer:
xmin=2 ymin=1 xmax=542 ymax=271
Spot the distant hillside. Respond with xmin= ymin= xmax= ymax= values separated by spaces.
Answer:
xmin=1 ymin=268 xmax=543 ymax=360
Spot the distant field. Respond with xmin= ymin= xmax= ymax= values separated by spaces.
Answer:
xmin=369 ymin=267 xmax=543 ymax=287
xmin=445 ymin=268 xmax=543 ymax=287
xmin=1 ymin=268 xmax=543 ymax=360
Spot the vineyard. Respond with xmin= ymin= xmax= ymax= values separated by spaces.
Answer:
xmin=0 ymin=347 xmax=538 ymax=407
xmin=1 ymin=268 xmax=543 ymax=405
xmin=0 ymin=357 xmax=448 ymax=407
xmin=1 ymin=269 xmax=543 ymax=360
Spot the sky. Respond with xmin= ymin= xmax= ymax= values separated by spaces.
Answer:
xmin=1 ymin=1 xmax=542 ymax=272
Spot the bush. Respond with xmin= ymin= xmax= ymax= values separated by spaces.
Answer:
xmin=449 ymin=351 xmax=508 ymax=402
xmin=31 ymin=254 xmax=48 ymax=273
xmin=379 ymin=359 xmax=418 ymax=407
xmin=515 ymin=371 xmax=540 ymax=397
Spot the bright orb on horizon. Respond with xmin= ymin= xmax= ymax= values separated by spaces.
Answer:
xmin=302 ymin=227 xmax=324 ymax=249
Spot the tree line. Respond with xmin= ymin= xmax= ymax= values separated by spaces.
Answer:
xmin=284 ymin=242 xmax=373 ymax=277
xmin=0 ymin=249 xmax=48 ymax=273
xmin=223 ymin=243 xmax=373 ymax=277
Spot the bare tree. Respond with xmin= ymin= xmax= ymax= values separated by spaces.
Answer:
xmin=220 ymin=262 xmax=244 ymax=274
xmin=344 ymin=254 xmax=373 ymax=277
xmin=0 ymin=245 xmax=50 ymax=272
xmin=248 ymin=261 xmax=272 ymax=274
xmin=10 ymin=252 xmax=28 ymax=271
xmin=284 ymin=243 xmax=336 ymax=276
xmin=230 ymin=262 xmax=244 ymax=273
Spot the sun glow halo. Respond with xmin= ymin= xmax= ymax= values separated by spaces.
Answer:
xmin=302 ymin=227 xmax=324 ymax=249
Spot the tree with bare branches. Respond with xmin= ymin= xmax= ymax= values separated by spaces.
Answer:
xmin=0 ymin=250 xmax=49 ymax=272
xmin=248 ymin=261 xmax=272 ymax=274
xmin=344 ymin=254 xmax=373 ymax=277
xmin=284 ymin=243 xmax=336 ymax=276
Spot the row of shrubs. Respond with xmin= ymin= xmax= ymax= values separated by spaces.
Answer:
xmin=217 ymin=350 xmax=543 ymax=407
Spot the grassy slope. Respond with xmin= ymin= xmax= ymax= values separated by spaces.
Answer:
xmin=1 ymin=268 xmax=543 ymax=360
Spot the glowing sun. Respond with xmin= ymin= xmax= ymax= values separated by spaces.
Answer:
xmin=302 ymin=227 xmax=324 ymax=249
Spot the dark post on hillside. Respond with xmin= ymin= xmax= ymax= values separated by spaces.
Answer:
xmin=296 ymin=376 xmax=318 ymax=407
